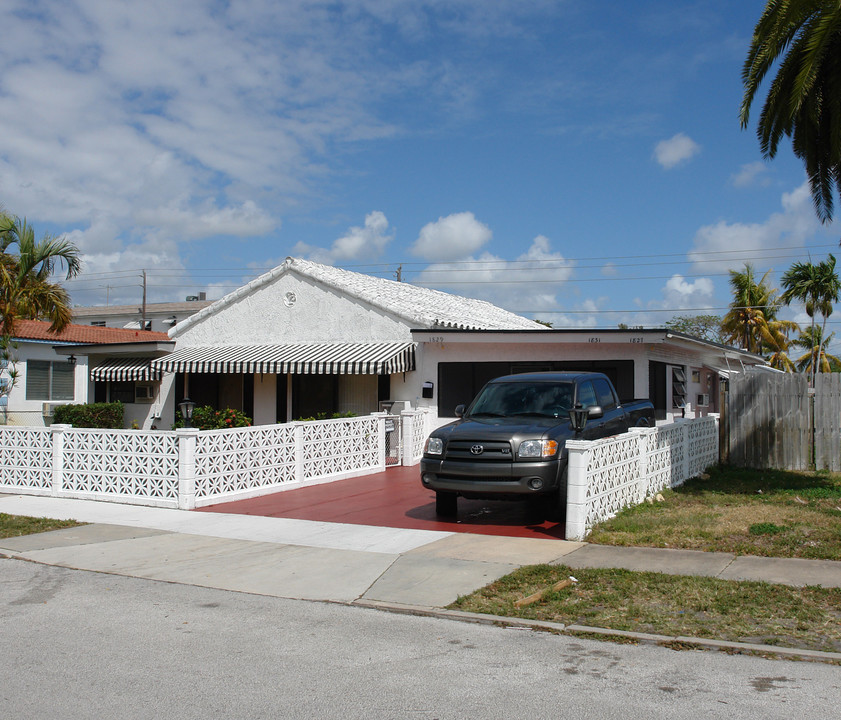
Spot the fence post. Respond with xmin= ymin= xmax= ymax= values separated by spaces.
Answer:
xmin=629 ymin=427 xmax=649 ymax=502
xmin=564 ymin=440 xmax=591 ymax=541
xmin=401 ymin=411 xmax=415 ymax=466
xmin=377 ymin=415 xmax=387 ymax=469
xmin=50 ymin=424 xmax=71 ymax=495
xmin=294 ymin=422 xmax=305 ymax=483
xmin=176 ymin=428 xmax=199 ymax=510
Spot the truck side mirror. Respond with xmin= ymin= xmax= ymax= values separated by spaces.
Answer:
xmin=587 ymin=405 xmax=604 ymax=420
xmin=455 ymin=404 xmax=466 ymax=418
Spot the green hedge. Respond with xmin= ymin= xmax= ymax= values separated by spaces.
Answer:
xmin=52 ymin=402 xmax=124 ymax=429
xmin=172 ymin=405 xmax=252 ymax=430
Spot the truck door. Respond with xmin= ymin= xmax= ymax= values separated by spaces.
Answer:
xmin=592 ymin=376 xmax=626 ymax=437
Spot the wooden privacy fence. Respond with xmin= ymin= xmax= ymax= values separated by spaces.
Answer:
xmin=723 ymin=370 xmax=841 ymax=471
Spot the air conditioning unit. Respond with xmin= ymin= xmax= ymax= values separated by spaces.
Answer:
xmin=696 ymin=393 xmax=710 ymax=407
xmin=42 ymin=402 xmax=63 ymax=416
xmin=135 ymin=384 xmax=155 ymax=403
xmin=378 ymin=400 xmax=410 ymax=415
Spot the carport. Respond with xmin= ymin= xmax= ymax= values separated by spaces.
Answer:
xmin=198 ymin=466 xmax=566 ymax=540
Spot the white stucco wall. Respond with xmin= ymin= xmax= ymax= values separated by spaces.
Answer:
xmin=175 ymin=274 xmax=413 ymax=346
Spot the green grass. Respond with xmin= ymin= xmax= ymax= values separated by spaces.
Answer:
xmin=0 ymin=513 xmax=82 ymax=539
xmin=586 ymin=466 xmax=841 ymax=559
xmin=451 ymin=564 xmax=841 ymax=654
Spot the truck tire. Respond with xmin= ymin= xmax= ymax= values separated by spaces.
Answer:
xmin=435 ymin=491 xmax=457 ymax=517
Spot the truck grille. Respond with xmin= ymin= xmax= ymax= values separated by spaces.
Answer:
xmin=445 ymin=440 xmax=513 ymax=462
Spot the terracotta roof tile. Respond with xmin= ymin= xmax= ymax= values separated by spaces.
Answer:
xmin=12 ymin=320 xmax=171 ymax=345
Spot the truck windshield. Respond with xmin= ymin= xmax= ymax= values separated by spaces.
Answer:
xmin=468 ymin=382 xmax=574 ymax=419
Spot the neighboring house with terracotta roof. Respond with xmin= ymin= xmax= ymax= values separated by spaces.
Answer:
xmin=1 ymin=321 xmax=172 ymax=427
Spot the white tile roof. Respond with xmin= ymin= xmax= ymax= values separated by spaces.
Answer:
xmin=173 ymin=257 xmax=545 ymax=337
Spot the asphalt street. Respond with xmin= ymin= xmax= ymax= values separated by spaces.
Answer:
xmin=3 ymin=558 xmax=838 ymax=720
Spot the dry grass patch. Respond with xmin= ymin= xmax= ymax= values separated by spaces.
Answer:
xmin=586 ymin=466 xmax=841 ymax=559
xmin=0 ymin=513 xmax=82 ymax=539
xmin=451 ymin=564 xmax=841 ymax=654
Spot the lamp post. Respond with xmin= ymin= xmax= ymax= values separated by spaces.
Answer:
xmin=178 ymin=397 xmax=196 ymax=428
xmin=568 ymin=403 xmax=589 ymax=437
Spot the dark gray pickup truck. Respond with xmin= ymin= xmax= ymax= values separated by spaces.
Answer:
xmin=420 ymin=371 xmax=655 ymax=518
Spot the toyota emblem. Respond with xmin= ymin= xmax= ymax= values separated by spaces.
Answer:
xmin=470 ymin=444 xmax=484 ymax=455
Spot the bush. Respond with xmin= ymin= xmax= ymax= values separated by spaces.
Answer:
xmin=52 ymin=402 xmax=124 ymax=429
xmin=293 ymin=411 xmax=357 ymax=422
xmin=173 ymin=405 xmax=252 ymax=430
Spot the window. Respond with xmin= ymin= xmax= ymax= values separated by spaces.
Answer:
xmin=25 ymin=360 xmax=75 ymax=401
xmin=110 ymin=381 xmax=135 ymax=404
xmin=90 ymin=321 xmax=106 ymax=327
xmin=592 ymin=377 xmax=617 ymax=409
xmin=577 ymin=382 xmax=598 ymax=408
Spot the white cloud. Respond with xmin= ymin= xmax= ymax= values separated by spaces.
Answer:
xmin=730 ymin=161 xmax=770 ymax=188
xmin=688 ymin=181 xmax=821 ymax=273
xmin=659 ymin=274 xmax=714 ymax=310
xmin=294 ymin=211 xmax=394 ymax=263
xmin=411 ymin=212 xmax=492 ymax=261
xmin=413 ymin=234 xmax=573 ymax=315
xmin=653 ymin=132 xmax=701 ymax=169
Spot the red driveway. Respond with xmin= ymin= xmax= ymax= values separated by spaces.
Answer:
xmin=198 ymin=465 xmax=566 ymax=540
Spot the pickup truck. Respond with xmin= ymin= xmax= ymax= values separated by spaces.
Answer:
xmin=420 ymin=371 xmax=655 ymax=519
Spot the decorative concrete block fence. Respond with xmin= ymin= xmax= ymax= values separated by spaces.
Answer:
xmin=0 ymin=410 xmax=437 ymax=510
xmin=564 ymin=416 xmax=719 ymax=541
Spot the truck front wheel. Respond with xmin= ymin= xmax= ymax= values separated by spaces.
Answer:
xmin=435 ymin=492 xmax=458 ymax=517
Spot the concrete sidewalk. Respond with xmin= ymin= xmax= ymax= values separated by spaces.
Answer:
xmin=2 ymin=494 xmax=841 ymax=610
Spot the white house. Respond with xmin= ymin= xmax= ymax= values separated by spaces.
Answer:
xmin=1 ymin=320 xmax=173 ymax=427
xmin=144 ymin=257 xmax=766 ymax=427
xmin=72 ymin=299 xmax=212 ymax=333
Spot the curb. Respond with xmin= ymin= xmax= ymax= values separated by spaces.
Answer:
xmin=352 ymin=599 xmax=841 ymax=664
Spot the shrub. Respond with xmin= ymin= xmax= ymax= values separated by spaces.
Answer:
xmin=173 ymin=405 xmax=252 ymax=430
xmin=52 ymin=402 xmax=124 ymax=429
xmin=293 ymin=411 xmax=357 ymax=422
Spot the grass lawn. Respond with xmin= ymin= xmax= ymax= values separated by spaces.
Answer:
xmin=451 ymin=564 xmax=841 ymax=654
xmin=0 ymin=513 xmax=82 ymax=539
xmin=586 ymin=466 xmax=841 ymax=560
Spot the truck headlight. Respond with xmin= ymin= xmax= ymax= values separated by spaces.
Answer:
xmin=424 ymin=437 xmax=444 ymax=456
xmin=518 ymin=439 xmax=559 ymax=459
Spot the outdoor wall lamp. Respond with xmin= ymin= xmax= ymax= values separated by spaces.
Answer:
xmin=568 ymin=403 xmax=589 ymax=436
xmin=67 ymin=354 xmax=77 ymax=367
xmin=178 ymin=397 xmax=196 ymax=427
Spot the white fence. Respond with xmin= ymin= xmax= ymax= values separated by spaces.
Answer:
xmin=564 ymin=416 xmax=719 ymax=541
xmin=0 ymin=410 xmax=436 ymax=510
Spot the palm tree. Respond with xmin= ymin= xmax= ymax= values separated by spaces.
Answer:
xmin=721 ymin=264 xmax=782 ymax=354
xmin=759 ymin=317 xmax=800 ymax=371
xmin=0 ymin=214 xmax=82 ymax=336
xmin=740 ymin=1 xmax=841 ymax=223
xmin=793 ymin=326 xmax=841 ymax=374
xmin=780 ymin=254 xmax=840 ymax=384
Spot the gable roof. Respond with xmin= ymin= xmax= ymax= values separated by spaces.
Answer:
xmin=172 ymin=256 xmax=545 ymax=337
xmin=12 ymin=320 xmax=171 ymax=345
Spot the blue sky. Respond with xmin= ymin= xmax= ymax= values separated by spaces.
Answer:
xmin=1 ymin=0 xmax=838 ymax=334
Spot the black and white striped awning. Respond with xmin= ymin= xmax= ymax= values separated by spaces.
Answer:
xmin=150 ymin=342 xmax=416 ymax=375
xmin=90 ymin=358 xmax=162 ymax=382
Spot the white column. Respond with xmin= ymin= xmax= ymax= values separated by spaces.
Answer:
xmin=377 ymin=415 xmax=387 ymax=469
xmin=294 ymin=422 xmax=305 ymax=482
xmin=564 ymin=439 xmax=592 ymax=541
xmin=176 ymin=428 xmax=200 ymax=509
xmin=401 ymin=411 xmax=415 ymax=466
xmin=50 ymin=424 xmax=71 ymax=495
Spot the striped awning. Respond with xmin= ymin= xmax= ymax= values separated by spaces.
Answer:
xmin=150 ymin=342 xmax=416 ymax=375
xmin=90 ymin=357 xmax=162 ymax=382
